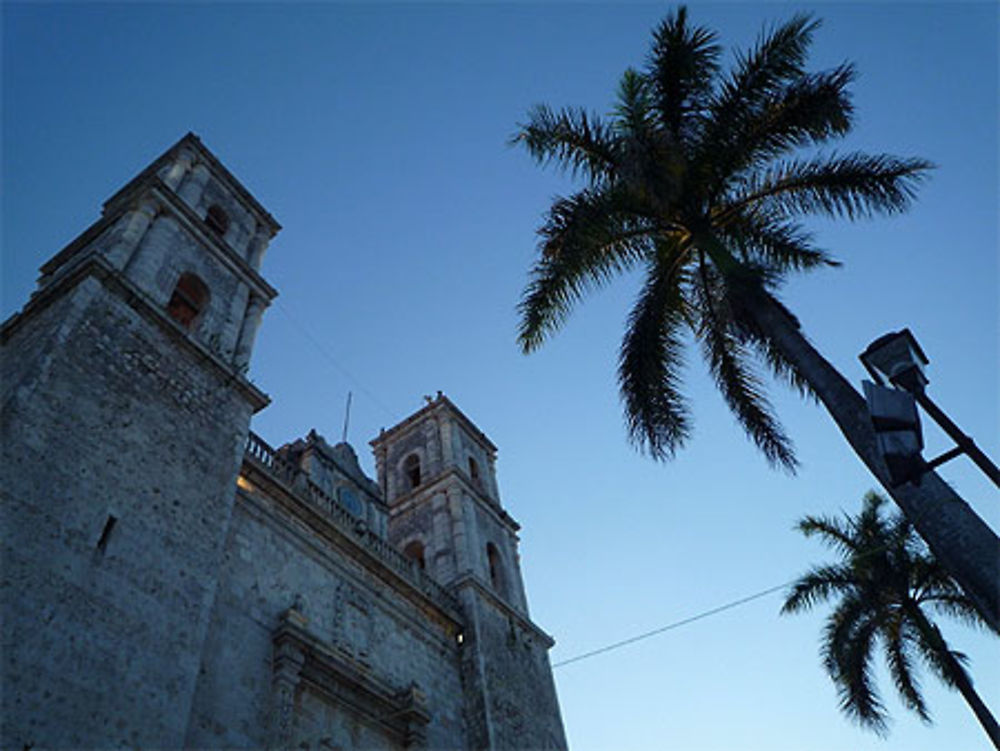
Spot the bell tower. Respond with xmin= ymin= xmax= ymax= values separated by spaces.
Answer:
xmin=371 ymin=394 xmax=568 ymax=749
xmin=0 ymin=134 xmax=279 ymax=749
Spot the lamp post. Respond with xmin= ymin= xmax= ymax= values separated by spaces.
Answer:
xmin=860 ymin=328 xmax=1000 ymax=489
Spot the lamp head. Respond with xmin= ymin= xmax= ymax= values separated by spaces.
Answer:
xmin=860 ymin=328 xmax=929 ymax=392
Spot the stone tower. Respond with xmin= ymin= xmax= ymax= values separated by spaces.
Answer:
xmin=0 ymin=133 xmax=280 ymax=748
xmin=371 ymin=394 xmax=568 ymax=749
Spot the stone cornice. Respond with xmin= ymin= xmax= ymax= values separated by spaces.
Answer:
xmin=273 ymin=611 xmax=432 ymax=747
xmin=370 ymin=393 xmax=498 ymax=456
xmin=103 ymin=132 xmax=281 ymax=235
xmin=0 ymin=254 xmax=270 ymax=413
xmin=38 ymin=179 xmax=278 ymax=304
xmin=451 ymin=575 xmax=556 ymax=649
xmin=388 ymin=467 xmax=520 ymax=533
xmin=151 ymin=182 xmax=278 ymax=300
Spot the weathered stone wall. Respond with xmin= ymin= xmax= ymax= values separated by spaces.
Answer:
xmin=125 ymin=212 xmax=250 ymax=361
xmin=389 ymin=491 xmax=461 ymax=586
xmin=468 ymin=495 xmax=529 ymax=614
xmin=184 ymin=485 xmax=468 ymax=749
xmin=290 ymin=685 xmax=402 ymax=750
xmin=383 ymin=420 xmax=444 ymax=501
xmin=194 ymin=175 xmax=258 ymax=260
xmin=0 ymin=274 xmax=252 ymax=749
xmin=460 ymin=590 xmax=568 ymax=751
xmin=451 ymin=424 xmax=499 ymax=502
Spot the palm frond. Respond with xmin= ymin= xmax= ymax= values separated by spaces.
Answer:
xmin=717 ymin=212 xmax=837 ymax=272
xmin=517 ymin=188 xmax=654 ymax=353
xmin=835 ymin=611 xmax=889 ymax=732
xmin=885 ymin=625 xmax=931 ymax=722
xmin=911 ymin=621 xmax=967 ymax=690
xmin=796 ymin=513 xmax=859 ymax=556
xmin=692 ymin=261 xmax=797 ymax=469
xmin=724 ymin=287 xmax=819 ymax=401
xmin=697 ymin=14 xmax=843 ymax=184
xmin=646 ymin=6 xmax=721 ymax=142
xmin=614 ymin=68 xmax=656 ymax=136
xmin=782 ymin=564 xmax=856 ymax=614
xmin=512 ymin=104 xmax=617 ymax=184
xmin=732 ymin=152 xmax=934 ymax=220
xmin=614 ymin=69 xmax=685 ymax=206
xmin=618 ymin=252 xmax=692 ymax=460
xmin=926 ymin=594 xmax=995 ymax=633
xmin=705 ymin=64 xmax=856 ymax=194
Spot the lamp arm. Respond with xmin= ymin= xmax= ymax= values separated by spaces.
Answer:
xmin=913 ymin=388 xmax=1000 ymax=489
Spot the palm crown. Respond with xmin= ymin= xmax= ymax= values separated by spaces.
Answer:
xmin=513 ymin=7 xmax=931 ymax=467
xmin=782 ymin=492 xmax=998 ymax=743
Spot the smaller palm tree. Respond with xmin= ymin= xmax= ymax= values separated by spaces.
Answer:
xmin=782 ymin=491 xmax=999 ymax=747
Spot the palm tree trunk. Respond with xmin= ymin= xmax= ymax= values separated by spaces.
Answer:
xmin=745 ymin=293 xmax=1000 ymax=633
xmin=909 ymin=606 xmax=1000 ymax=748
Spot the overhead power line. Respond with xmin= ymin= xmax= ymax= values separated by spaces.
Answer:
xmin=551 ymin=491 xmax=956 ymax=670
xmin=273 ymin=299 xmax=396 ymax=419
xmin=552 ymin=581 xmax=791 ymax=669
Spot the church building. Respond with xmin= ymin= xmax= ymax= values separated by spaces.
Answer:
xmin=0 ymin=134 xmax=567 ymax=749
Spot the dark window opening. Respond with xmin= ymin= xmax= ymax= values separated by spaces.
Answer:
xmin=205 ymin=204 xmax=230 ymax=236
xmin=166 ymin=272 xmax=210 ymax=330
xmin=404 ymin=454 xmax=421 ymax=490
xmin=487 ymin=542 xmax=505 ymax=595
xmin=403 ymin=540 xmax=426 ymax=570
xmin=96 ymin=515 xmax=117 ymax=554
xmin=468 ymin=457 xmax=480 ymax=487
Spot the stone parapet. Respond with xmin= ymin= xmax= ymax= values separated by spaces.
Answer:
xmin=244 ymin=431 xmax=462 ymax=617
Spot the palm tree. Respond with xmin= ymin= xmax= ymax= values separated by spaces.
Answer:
xmin=512 ymin=6 xmax=1000 ymax=630
xmin=782 ymin=492 xmax=999 ymax=747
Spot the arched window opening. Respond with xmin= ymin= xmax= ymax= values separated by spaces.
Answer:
xmin=404 ymin=454 xmax=421 ymax=490
xmin=403 ymin=540 xmax=425 ymax=570
xmin=487 ymin=543 xmax=505 ymax=596
xmin=468 ymin=457 xmax=480 ymax=487
xmin=205 ymin=204 xmax=230 ymax=237
xmin=166 ymin=272 xmax=209 ymax=330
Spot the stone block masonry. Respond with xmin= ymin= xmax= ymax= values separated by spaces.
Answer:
xmin=0 ymin=133 xmax=567 ymax=750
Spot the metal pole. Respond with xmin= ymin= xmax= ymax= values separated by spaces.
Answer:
xmin=913 ymin=388 xmax=1000 ymax=489
xmin=341 ymin=391 xmax=353 ymax=444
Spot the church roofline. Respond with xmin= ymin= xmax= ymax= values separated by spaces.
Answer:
xmin=370 ymin=392 xmax=498 ymax=455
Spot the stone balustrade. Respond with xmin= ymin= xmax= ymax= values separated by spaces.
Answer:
xmin=244 ymin=431 xmax=460 ymax=613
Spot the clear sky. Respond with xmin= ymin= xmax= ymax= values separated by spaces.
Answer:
xmin=3 ymin=2 xmax=997 ymax=749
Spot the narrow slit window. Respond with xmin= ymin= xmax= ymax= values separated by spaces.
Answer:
xmin=96 ymin=515 xmax=117 ymax=554
xmin=205 ymin=204 xmax=230 ymax=237
xmin=487 ymin=543 xmax=505 ymax=596
xmin=468 ymin=457 xmax=480 ymax=487
xmin=404 ymin=454 xmax=421 ymax=490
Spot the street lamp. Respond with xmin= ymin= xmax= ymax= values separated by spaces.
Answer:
xmin=860 ymin=329 xmax=1000 ymax=488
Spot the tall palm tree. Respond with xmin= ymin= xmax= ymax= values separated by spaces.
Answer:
xmin=782 ymin=492 xmax=999 ymax=747
xmin=512 ymin=6 xmax=1000 ymax=630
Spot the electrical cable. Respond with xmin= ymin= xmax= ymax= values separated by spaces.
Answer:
xmin=273 ymin=299 xmax=396 ymax=419
xmin=552 ymin=492 xmax=955 ymax=670
xmin=552 ymin=581 xmax=791 ymax=668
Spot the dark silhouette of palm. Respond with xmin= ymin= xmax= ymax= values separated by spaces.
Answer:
xmin=512 ymin=6 xmax=1000 ymax=631
xmin=782 ymin=492 xmax=999 ymax=747
xmin=514 ymin=8 xmax=927 ymax=464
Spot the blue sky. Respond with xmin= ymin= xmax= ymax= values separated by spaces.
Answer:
xmin=3 ymin=2 xmax=997 ymax=749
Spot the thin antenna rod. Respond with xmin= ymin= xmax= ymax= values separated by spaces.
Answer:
xmin=341 ymin=391 xmax=353 ymax=443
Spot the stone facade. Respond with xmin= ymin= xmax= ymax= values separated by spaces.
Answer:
xmin=0 ymin=134 xmax=567 ymax=750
